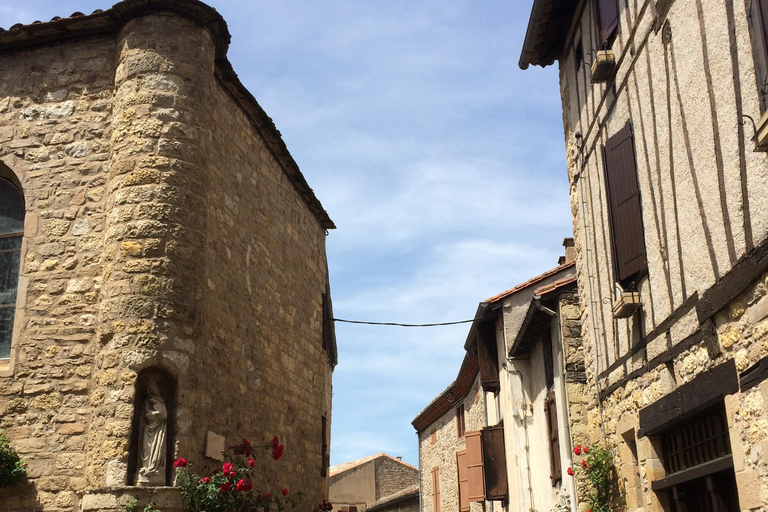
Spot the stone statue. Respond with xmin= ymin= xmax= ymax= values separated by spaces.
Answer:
xmin=136 ymin=377 xmax=167 ymax=486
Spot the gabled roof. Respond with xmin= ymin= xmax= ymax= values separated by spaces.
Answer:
xmin=0 ymin=0 xmax=335 ymax=230
xmin=486 ymin=261 xmax=575 ymax=304
xmin=519 ymin=0 xmax=579 ymax=69
xmin=329 ymin=453 xmax=417 ymax=477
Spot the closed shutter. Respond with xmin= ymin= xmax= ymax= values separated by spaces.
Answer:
xmin=432 ymin=467 xmax=441 ymax=512
xmin=545 ymin=392 xmax=562 ymax=485
xmin=457 ymin=451 xmax=470 ymax=512
xmin=476 ymin=321 xmax=500 ymax=393
xmin=594 ymin=0 xmax=619 ymax=48
xmin=321 ymin=415 xmax=328 ymax=477
xmin=749 ymin=0 xmax=768 ymax=110
xmin=482 ymin=425 xmax=508 ymax=501
xmin=466 ymin=430 xmax=485 ymax=502
xmin=603 ymin=122 xmax=647 ymax=285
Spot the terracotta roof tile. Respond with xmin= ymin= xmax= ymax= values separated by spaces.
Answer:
xmin=329 ymin=453 xmax=417 ymax=477
xmin=486 ymin=261 xmax=575 ymax=304
xmin=533 ymin=274 xmax=577 ymax=296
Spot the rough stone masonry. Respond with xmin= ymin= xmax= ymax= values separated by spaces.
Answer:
xmin=0 ymin=1 xmax=337 ymax=511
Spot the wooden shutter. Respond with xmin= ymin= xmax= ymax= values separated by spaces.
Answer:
xmin=749 ymin=0 xmax=768 ymax=111
xmin=466 ymin=430 xmax=485 ymax=502
xmin=545 ymin=392 xmax=562 ymax=485
xmin=482 ymin=425 xmax=508 ymax=501
xmin=476 ymin=321 xmax=500 ymax=392
xmin=594 ymin=0 xmax=619 ymax=48
xmin=432 ymin=467 xmax=441 ymax=512
xmin=603 ymin=122 xmax=647 ymax=285
xmin=456 ymin=404 xmax=466 ymax=438
xmin=457 ymin=451 xmax=470 ymax=512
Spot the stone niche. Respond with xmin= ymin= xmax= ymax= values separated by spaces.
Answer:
xmin=127 ymin=367 xmax=178 ymax=487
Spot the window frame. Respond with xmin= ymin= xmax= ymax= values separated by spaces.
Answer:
xmin=0 ymin=175 xmax=24 ymax=365
xmin=593 ymin=0 xmax=620 ymax=49
xmin=456 ymin=403 xmax=466 ymax=439
xmin=545 ymin=391 xmax=562 ymax=485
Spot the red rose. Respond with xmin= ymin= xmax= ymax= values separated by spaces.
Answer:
xmin=567 ymin=467 xmax=574 ymax=476
xmin=574 ymin=445 xmax=582 ymax=455
xmin=583 ymin=446 xmax=589 ymax=454
xmin=243 ymin=438 xmax=251 ymax=446
xmin=266 ymin=493 xmax=273 ymax=498
xmin=173 ymin=457 xmax=188 ymax=468
xmin=200 ymin=476 xmax=211 ymax=484
xmin=220 ymin=482 xmax=232 ymax=492
xmin=245 ymin=449 xmax=252 ymax=457
xmin=272 ymin=443 xmax=285 ymax=460
xmin=273 ymin=435 xmax=280 ymax=448
xmin=223 ymin=462 xmax=233 ymax=474
xmin=282 ymin=488 xmax=289 ymax=496
xmin=248 ymin=458 xmax=255 ymax=468
xmin=236 ymin=479 xmax=248 ymax=492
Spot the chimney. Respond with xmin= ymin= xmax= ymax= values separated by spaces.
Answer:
xmin=396 ymin=456 xmax=402 ymax=461
xmin=563 ymin=237 xmax=575 ymax=264
xmin=558 ymin=256 xmax=566 ymax=265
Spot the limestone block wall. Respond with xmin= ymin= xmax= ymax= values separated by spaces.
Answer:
xmin=0 ymin=4 xmax=334 ymax=511
xmin=374 ymin=458 xmax=417 ymax=502
xmin=418 ymin=377 xmax=484 ymax=512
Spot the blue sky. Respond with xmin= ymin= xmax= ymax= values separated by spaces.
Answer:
xmin=4 ymin=0 xmax=571 ymax=467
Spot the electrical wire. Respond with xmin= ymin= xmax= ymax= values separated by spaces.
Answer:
xmin=332 ymin=317 xmax=482 ymax=327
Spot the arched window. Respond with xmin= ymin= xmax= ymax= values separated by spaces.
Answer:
xmin=0 ymin=177 xmax=24 ymax=359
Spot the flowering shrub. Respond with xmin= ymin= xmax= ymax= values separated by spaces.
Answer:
xmin=567 ymin=444 xmax=615 ymax=512
xmin=0 ymin=431 xmax=26 ymax=488
xmin=176 ymin=436 xmax=307 ymax=512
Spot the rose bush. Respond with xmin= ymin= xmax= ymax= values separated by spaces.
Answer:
xmin=566 ymin=444 xmax=614 ymax=512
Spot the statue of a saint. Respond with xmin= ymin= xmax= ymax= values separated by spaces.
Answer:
xmin=136 ymin=378 xmax=167 ymax=486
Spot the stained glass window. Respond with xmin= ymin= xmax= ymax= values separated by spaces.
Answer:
xmin=0 ymin=177 xmax=23 ymax=359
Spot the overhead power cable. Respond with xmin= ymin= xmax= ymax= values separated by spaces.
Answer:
xmin=332 ymin=317 xmax=482 ymax=327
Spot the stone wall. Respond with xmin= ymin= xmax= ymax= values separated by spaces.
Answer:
xmin=0 ymin=5 xmax=334 ymax=512
xmin=418 ymin=376 xmax=484 ymax=512
xmin=374 ymin=458 xmax=417 ymax=502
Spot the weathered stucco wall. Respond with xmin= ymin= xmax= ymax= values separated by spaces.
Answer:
xmin=0 ymin=6 xmax=333 ymax=512
xmin=418 ymin=376 xmax=483 ymax=512
xmin=554 ymin=0 xmax=768 ymax=510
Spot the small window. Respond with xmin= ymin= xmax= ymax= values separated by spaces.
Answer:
xmin=430 ymin=429 xmax=437 ymax=444
xmin=456 ymin=404 xmax=466 ymax=438
xmin=594 ymin=0 xmax=620 ymax=49
xmin=0 ymin=177 xmax=24 ymax=360
xmin=603 ymin=122 xmax=647 ymax=287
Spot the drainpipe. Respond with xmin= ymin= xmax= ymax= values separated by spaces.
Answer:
xmin=533 ymin=296 xmax=577 ymax=512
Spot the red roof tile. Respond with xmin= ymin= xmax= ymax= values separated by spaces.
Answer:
xmin=486 ymin=261 xmax=575 ymax=304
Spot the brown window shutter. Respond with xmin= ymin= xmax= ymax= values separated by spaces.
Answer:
xmin=466 ymin=430 xmax=485 ymax=502
xmin=545 ymin=392 xmax=562 ymax=484
xmin=349 ymin=507 xmax=358 ymax=512
xmin=430 ymin=429 xmax=436 ymax=444
xmin=339 ymin=507 xmax=349 ymax=512
xmin=482 ymin=425 xmax=508 ymax=501
xmin=749 ymin=0 xmax=768 ymax=111
xmin=603 ymin=122 xmax=647 ymax=285
xmin=594 ymin=0 xmax=619 ymax=48
xmin=432 ymin=467 xmax=441 ymax=512
xmin=457 ymin=451 xmax=470 ymax=512
xmin=476 ymin=321 xmax=500 ymax=393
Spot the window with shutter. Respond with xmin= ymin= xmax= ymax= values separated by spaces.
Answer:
xmin=603 ymin=122 xmax=647 ymax=287
xmin=748 ymin=0 xmax=768 ymax=111
xmin=466 ymin=430 xmax=485 ymax=502
xmin=432 ymin=467 xmax=441 ymax=512
xmin=477 ymin=321 xmax=500 ymax=392
xmin=457 ymin=451 xmax=470 ymax=512
xmin=545 ymin=392 xmax=562 ymax=485
xmin=482 ymin=425 xmax=509 ymax=501
xmin=594 ymin=0 xmax=620 ymax=48
xmin=456 ymin=404 xmax=466 ymax=438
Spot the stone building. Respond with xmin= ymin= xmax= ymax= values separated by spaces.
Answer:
xmin=0 ymin=1 xmax=337 ymax=511
xmin=412 ymin=357 xmax=485 ymax=512
xmin=521 ymin=0 xmax=768 ymax=510
xmin=480 ymin=250 xmax=583 ymax=512
xmin=329 ymin=453 xmax=418 ymax=512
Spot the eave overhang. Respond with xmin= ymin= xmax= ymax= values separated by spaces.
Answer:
xmin=411 ymin=355 xmax=479 ymax=433
xmin=519 ymin=0 xmax=579 ymax=70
